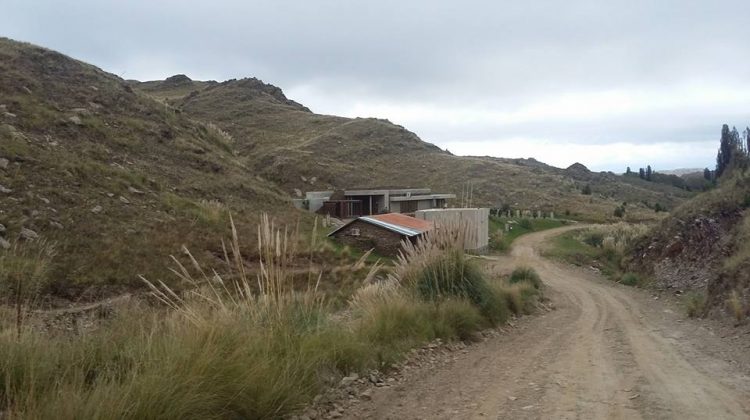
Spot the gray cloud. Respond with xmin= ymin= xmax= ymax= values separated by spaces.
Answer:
xmin=3 ymin=0 xmax=750 ymax=170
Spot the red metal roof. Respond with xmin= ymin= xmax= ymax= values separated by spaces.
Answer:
xmin=368 ymin=213 xmax=433 ymax=233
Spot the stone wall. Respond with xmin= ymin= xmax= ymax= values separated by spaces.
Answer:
xmin=331 ymin=219 xmax=406 ymax=256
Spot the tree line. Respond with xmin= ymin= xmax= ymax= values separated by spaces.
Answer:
xmin=715 ymin=124 xmax=750 ymax=179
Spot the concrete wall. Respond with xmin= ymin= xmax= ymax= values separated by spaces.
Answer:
xmin=305 ymin=191 xmax=333 ymax=212
xmin=415 ymin=208 xmax=489 ymax=251
xmin=416 ymin=199 xmax=433 ymax=211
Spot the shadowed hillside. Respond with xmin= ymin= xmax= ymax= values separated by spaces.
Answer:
xmin=0 ymin=38 xmax=300 ymax=299
xmin=133 ymin=76 xmax=693 ymax=221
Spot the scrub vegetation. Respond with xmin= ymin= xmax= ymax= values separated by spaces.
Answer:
xmin=488 ymin=216 xmax=568 ymax=252
xmin=0 ymin=215 xmax=542 ymax=419
xmin=544 ymin=223 xmax=649 ymax=286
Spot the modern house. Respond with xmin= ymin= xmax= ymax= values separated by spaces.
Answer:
xmin=295 ymin=188 xmax=456 ymax=219
xmin=327 ymin=213 xmax=433 ymax=256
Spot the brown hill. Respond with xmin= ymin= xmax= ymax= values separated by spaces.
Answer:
xmin=133 ymin=77 xmax=693 ymax=221
xmin=0 ymin=38 xmax=298 ymax=299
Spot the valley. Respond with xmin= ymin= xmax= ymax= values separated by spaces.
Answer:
xmin=1 ymin=34 xmax=749 ymax=420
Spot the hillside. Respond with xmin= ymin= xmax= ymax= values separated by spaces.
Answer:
xmin=132 ymin=77 xmax=694 ymax=221
xmin=627 ymin=171 xmax=750 ymax=320
xmin=0 ymin=38 xmax=300 ymax=299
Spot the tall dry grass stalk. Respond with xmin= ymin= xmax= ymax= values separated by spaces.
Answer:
xmin=141 ymin=213 xmax=323 ymax=326
xmin=0 ymin=239 xmax=56 ymax=338
xmin=389 ymin=219 xmax=470 ymax=286
xmin=582 ymin=222 xmax=649 ymax=253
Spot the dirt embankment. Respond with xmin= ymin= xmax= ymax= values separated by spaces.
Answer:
xmin=337 ymin=227 xmax=750 ymax=419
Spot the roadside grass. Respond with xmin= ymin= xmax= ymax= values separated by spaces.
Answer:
xmin=509 ymin=266 xmax=542 ymax=290
xmin=0 ymin=215 xmax=542 ymax=419
xmin=727 ymin=290 xmax=746 ymax=323
xmin=544 ymin=223 xmax=649 ymax=287
xmin=489 ymin=216 xmax=568 ymax=252
xmin=684 ymin=291 xmax=707 ymax=318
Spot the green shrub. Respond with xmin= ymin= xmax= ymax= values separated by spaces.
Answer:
xmin=0 ymin=214 xmax=545 ymax=418
xmin=684 ymin=291 xmax=706 ymax=318
xmin=509 ymin=266 xmax=542 ymax=289
xmin=433 ymin=299 xmax=485 ymax=341
xmin=518 ymin=218 xmax=533 ymax=230
xmin=620 ymin=272 xmax=639 ymax=286
xmin=496 ymin=282 xmax=538 ymax=315
xmin=582 ymin=232 xmax=604 ymax=248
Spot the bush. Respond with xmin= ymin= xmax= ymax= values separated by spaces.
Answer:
xmin=1 ymin=214 xmax=544 ymax=418
xmin=518 ymin=218 xmax=533 ymax=230
xmin=496 ymin=282 xmax=538 ymax=315
xmin=684 ymin=291 xmax=706 ymax=318
xmin=509 ymin=266 xmax=542 ymax=289
xmin=620 ymin=272 xmax=639 ymax=286
xmin=433 ymin=299 xmax=485 ymax=341
xmin=582 ymin=231 xmax=604 ymax=248
xmin=727 ymin=290 xmax=745 ymax=323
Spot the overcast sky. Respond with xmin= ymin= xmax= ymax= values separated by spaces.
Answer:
xmin=3 ymin=0 xmax=749 ymax=172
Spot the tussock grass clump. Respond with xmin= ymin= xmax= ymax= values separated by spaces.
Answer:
xmin=620 ymin=272 xmax=640 ymax=286
xmin=389 ymin=221 xmax=527 ymax=325
xmin=0 ymin=215 xmax=542 ymax=418
xmin=685 ymin=291 xmax=707 ymax=318
xmin=0 ymin=239 xmax=56 ymax=337
xmin=509 ymin=266 xmax=542 ymax=289
xmin=727 ymin=290 xmax=746 ymax=323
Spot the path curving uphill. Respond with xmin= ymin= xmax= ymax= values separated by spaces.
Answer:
xmin=343 ymin=226 xmax=750 ymax=419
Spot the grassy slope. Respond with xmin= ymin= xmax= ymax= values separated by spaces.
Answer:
xmin=488 ymin=216 xmax=568 ymax=251
xmin=131 ymin=78 xmax=693 ymax=222
xmin=0 ymin=38 xmax=303 ymax=299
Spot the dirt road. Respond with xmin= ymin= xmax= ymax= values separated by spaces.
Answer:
xmin=343 ymin=226 xmax=750 ymax=419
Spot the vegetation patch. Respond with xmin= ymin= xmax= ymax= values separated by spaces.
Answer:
xmin=0 ymin=215 xmax=541 ymax=418
xmin=489 ymin=216 xmax=567 ymax=252
xmin=684 ymin=291 xmax=707 ymax=318
xmin=544 ymin=224 xmax=649 ymax=286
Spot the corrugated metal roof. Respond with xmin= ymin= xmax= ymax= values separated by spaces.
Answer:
xmin=366 ymin=213 xmax=433 ymax=233
xmin=327 ymin=213 xmax=433 ymax=237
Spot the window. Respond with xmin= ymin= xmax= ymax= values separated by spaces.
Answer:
xmin=350 ymin=228 xmax=360 ymax=237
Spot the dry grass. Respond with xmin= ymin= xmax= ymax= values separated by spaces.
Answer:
xmin=0 ymin=213 xmax=541 ymax=418
xmin=0 ymin=239 xmax=56 ymax=337
xmin=727 ymin=290 xmax=745 ymax=323
xmin=685 ymin=291 xmax=707 ymax=318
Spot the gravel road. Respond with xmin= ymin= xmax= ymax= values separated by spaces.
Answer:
xmin=343 ymin=226 xmax=750 ymax=419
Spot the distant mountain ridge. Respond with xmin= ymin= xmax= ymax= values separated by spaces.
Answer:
xmin=131 ymin=74 xmax=694 ymax=221
xmin=659 ymin=168 xmax=704 ymax=177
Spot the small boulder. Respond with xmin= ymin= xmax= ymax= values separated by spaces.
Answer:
xmin=0 ymin=224 xmax=5 ymax=235
xmin=359 ymin=389 xmax=373 ymax=401
xmin=340 ymin=373 xmax=359 ymax=387
xmin=119 ymin=196 xmax=130 ymax=204
xmin=0 ymin=158 xmax=8 ymax=169
xmin=0 ymin=184 xmax=12 ymax=193
xmin=68 ymin=115 xmax=83 ymax=125
xmin=91 ymin=205 xmax=103 ymax=214
xmin=50 ymin=221 xmax=64 ymax=229
xmin=20 ymin=227 xmax=38 ymax=241
xmin=0 ymin=237 xmax=9 ymax=249
xmin=128 ymin=186 xmax=145 ymax=195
